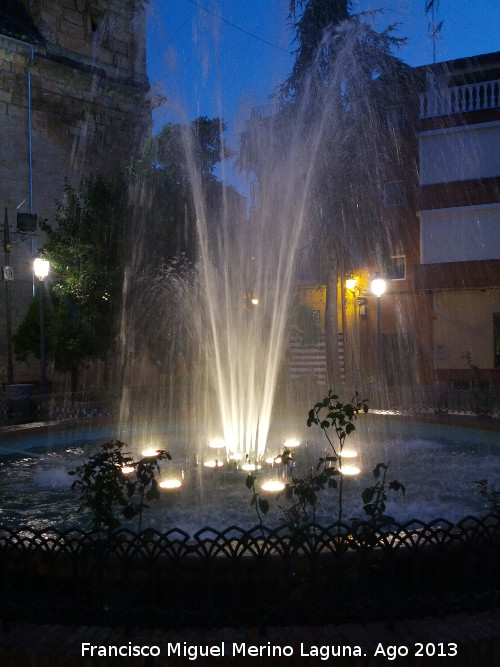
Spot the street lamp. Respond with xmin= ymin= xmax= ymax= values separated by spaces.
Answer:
xmin=33 ymin=257 xmax=49 ymax=388
xmin=370 ymin=273 xmax=386 ymax=377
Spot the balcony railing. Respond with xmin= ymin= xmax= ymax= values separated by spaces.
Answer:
xmin=420 ymin=78 xmax=500 ymax=118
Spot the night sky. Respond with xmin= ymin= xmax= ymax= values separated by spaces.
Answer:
xmin=145 ymin=0 xmax=500 ymax=188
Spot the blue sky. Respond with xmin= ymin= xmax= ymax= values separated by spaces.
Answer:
xmin=146 ymin=0 xmax=500 ymax=185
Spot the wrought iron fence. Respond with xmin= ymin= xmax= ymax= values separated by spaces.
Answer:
xmin=1 ymin=516 xmax=500 ymax=630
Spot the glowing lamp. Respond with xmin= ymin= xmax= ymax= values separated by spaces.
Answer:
xmin=204 ymin=460 xmax=224 ymax=468
xmin=159 ymin=479 xmax=182 ymax=489
xmin=33 ymin=257 xmax=50 ymax=280
xmin=121 ymin=466 xmax=135 ymax=475
xmin=371 ymin=275 xmax=386 ymax=298
xmin=261 ymin=480 xmax=285 ymax=492
xmin=339 ymin=465 xmax=361 ymax=476
xmin=141 ymin=448 xmax=161 ymax=457
xmin=341 ymin=450 xmax=357 ymax=458
xmin=284 ymin=438 xmax=300 ymax=448
xmin=251 ymin=298 xmax=259 ymax=305
xmin=209 ymin=439 xmax=225 ymax=449
xmin=345 ymin=278 xmax=357 ymax=290
xmin=241 ymin=463 xmax=261 ymax=471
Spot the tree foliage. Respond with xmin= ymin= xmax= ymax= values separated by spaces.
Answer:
xmin=130 ymin=116 xmax=233 ymax=266
xmin=14 ymin=175 xmax=128 ymax=390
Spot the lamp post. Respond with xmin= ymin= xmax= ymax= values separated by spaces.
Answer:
xmin=33 ymin=257 xmax=49 ymax=389
xmin=370 ymin=273 xmax=386 ymax=378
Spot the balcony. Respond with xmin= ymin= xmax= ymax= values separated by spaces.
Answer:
xmin=420 ymin=78 xmax=500 ymax=118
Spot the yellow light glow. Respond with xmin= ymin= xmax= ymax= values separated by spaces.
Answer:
xmin=345 ymin=278 xmax=357 ymax=290
xmin=339 ymin=465 xmax=361 ymax=476
xmin=274 ymin=455 xmax=283 ymax=464
xmin=141 ymin=448 xmax=161 ymax=457
xmin=228 ymin=453 xmax=242 ymax=461
xmin=208 ymin=439 xmax=225 ymax=449
xmin=251 ymin=298 xmax=259 ymax=305
xmin=284 ymin=439 xmax=300 ymax=448
xmin=371 ymin=276 xmax=387 ymax=298
xmin=261 ymin=480 xmax=285 ymax=492
xmin=265 ymin=457 xmax=275 ymax=464
xmin=241 ymin=463 xmax=261 ymax=471
xmin=121 ymin=466 xmax=134 ymax=475
xmin=159 ymin=479 xmax=182 ymax=489
xmin=341 ymin=450 xmax=357 ymax=458
xmin=33 ymin=257 xmax=50 ymax=280
xmin=204 ymin=460 xmax=224 ymax=468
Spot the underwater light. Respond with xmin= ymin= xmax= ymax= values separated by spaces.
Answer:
xmin=283 ymin=439 xmax=300 ymax=448
xmin=208 ymin=439 xmax=225 ymax=449
xmin=159 ymin=479 xmax=182 ymax=489
xmin=121 ymin=466 xmax=135 ymax=475
xmin=261 ymin=480 xmax=285 ymax=492
xmin=341 ymin=450 xmax=357 ymax=458
xmin=339 ymin=465 xmax=361 ymax=476
xmin=204 ymin=460 xmax=224 ymax=468
xmin=141 ymin=448 xmax=161 ymax=457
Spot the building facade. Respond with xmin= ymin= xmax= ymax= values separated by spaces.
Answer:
xmin=0 ymin=0 xmax=151 ymax=384
xmin=415 ymin=52 xmax=500 ymax=391
xmin=296 ymin=51 xmax=500 ymax=398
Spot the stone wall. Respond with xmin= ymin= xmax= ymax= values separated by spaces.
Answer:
xmin=0 ymin=0 xmax=151 ymax=384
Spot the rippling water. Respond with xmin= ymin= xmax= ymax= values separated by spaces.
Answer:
xmin=0 ymin=419 xmax=499 ymax=535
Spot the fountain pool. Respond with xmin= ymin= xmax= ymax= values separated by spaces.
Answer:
xmin=1 ymin=416 xmax=499 ymax=535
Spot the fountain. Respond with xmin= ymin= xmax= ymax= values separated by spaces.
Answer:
xmin=2 ymin=15 xmax=499 ymax=535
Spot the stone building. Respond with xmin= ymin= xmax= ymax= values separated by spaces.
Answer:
xmin=0 ymin=0 xmax=151 ymax=384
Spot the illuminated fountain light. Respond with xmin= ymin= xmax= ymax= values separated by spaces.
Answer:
xmin=341 ymin=450 xmax=357 ymax=458
xmin=228 ymin=453 xmax=243 ymax=461
xmin=121 ymin=466 xmax=135 ymax=475
xmin=339 ymin=465 xmax=361 ymax=476
xmin=283 ymin=439 xmax=300 ymax=448
xmin=141 ymin=448 xmax=161 ymax=457
xmin=208 ymin=439 xmax=226 ymax=449
xmin=204 ymin=460 xmax=224 ymax=468
xmin=261 ymin=480 xmax=285 ymax=492
xmin=159 ymin=479 xmax=182 ymax=490
xmin=241 ymin=463 xmax=262 ymax=471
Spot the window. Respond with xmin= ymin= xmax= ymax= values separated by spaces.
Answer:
xmin=494 ymin=313 xmax=500 ymax=368
xmin=383 ymin=181 xmax=406 ymax=207
xmin=386 ymin=255 xmax=406 ymax=280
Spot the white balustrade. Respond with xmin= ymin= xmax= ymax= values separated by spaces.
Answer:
xmin=420 ymin=79 xmax=500 ymax=118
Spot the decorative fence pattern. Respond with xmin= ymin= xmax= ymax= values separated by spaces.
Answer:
xmin=1 ymin=516 xmax=500 ymax=630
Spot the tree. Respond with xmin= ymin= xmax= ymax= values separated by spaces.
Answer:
xmin=14 ymin=174 xmax=129 ymax=391
xmin=118 ymin=117 xmax=238 ymax=394
xmin=242 ymin=2 xmax=413 ymax=386
xmin=13 ymin=290 xmax=96 ymax=393
xmin=128 ymin=116 xmax=234 ymax=267
xmin=284 ymin=0 xmax=352 ymax=101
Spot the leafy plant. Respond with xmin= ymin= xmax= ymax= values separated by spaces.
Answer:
xmin=350 ymin=461 xmax=405 ymax=542
xmin=245 ymin=470 xmax=270 ymax=526
xmin=306 ymin=390 xmax=368 ymax=523
xmin=69 ymin=440 xmax=171 ymax=533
